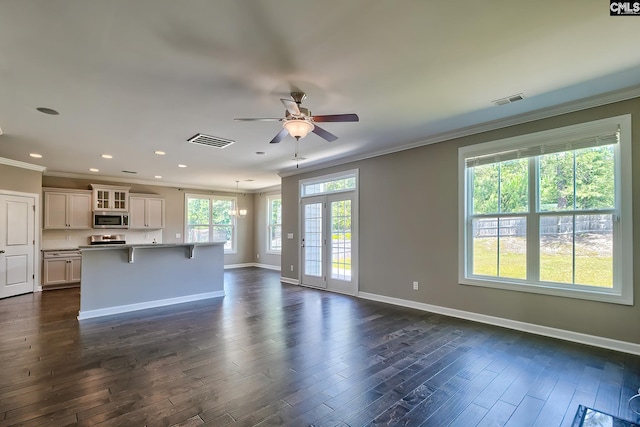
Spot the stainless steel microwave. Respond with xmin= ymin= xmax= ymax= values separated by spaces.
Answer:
xmin=93 ymin=211 xmax=129 ymax=229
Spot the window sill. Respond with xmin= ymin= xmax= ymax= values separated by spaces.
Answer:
xmin=266 ymin=251 xmax=281 ymax=255
xmin=459 ymin=276 xmax=632 ymax=305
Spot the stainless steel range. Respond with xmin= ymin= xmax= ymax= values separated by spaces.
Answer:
xmin=89 ymin=234 xmax=127 ymax=245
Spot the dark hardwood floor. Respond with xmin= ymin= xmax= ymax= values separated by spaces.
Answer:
xmin=1 ymin=267 xmax=639 ymax=426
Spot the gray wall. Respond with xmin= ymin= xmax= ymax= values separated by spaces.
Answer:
xmin=0 ymin=163 xmax=42 ymax=194
xmin=281 ymin=97 xmax=640 ymax=344
xmin=42 ymin=176 xmax=256 ymax=265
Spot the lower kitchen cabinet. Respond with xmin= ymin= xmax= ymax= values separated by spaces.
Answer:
xmin=42 ymin=250 xmax=81 ymax=288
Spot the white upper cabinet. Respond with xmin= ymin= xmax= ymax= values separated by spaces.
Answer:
xmin=90 ymin=184 xmax=130 ymax=211
xmin=129 ymin=194 xmax=165 ymax=229
xmin=43 ymin=189 xmax=92 ymax=229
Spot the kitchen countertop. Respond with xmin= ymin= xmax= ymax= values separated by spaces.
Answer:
xmin=42 ymin=248 xmax=81 ymax=252
xmin=79 ymin=242 xmax=226 ymax=263
xmin=78 ymin=242 xmax=225 ymax=250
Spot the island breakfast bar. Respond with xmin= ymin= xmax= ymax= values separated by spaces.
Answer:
xmin=78 ymin=242 xmax=225 ymax=320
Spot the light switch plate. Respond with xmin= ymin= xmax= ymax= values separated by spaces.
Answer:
xmin=175 ymin=233 xmax=181 ymax=239
xmin=287 ymin=233 xmax=294 ymax=239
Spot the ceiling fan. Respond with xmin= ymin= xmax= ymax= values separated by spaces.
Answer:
xmin=235 ymin=92 xmax=359 ymax=143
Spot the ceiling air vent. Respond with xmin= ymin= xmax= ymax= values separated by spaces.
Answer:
xmin=187 ymin=133 xmax=235 ymax=149
xmin=492 ymin=93 xmax=525 ymax=106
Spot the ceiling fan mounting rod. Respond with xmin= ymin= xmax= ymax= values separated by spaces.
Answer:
xmin=291 ymin=91 xmax=307 ymax=105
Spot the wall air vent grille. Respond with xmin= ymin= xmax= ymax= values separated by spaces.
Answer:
xmin=187 ymin=133 xmax=235 ymax=149
xmin=492 ymin=93 xmax=525 ymax=106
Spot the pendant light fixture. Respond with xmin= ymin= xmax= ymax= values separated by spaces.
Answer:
xmin=231 ymin=180 xmax=247 ymax=218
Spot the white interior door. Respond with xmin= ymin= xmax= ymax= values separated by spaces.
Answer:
xmin=301 ymin=193 xmax=357 ymax=295
xmin=0 ymin=194 xmax=35 ymax=299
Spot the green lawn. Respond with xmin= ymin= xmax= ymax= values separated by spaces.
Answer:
xmin=473 ymin=236 xmax=613 ymax=288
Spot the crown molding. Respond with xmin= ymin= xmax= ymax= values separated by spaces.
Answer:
xmin=42 ymin=170 xmax=275 ymax=193
xmin=279 ymin=84 xmax=640 ymax=178
xmin=0 ymin=157 xmax=47 ymax=172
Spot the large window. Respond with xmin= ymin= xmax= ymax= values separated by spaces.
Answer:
xmin=185 ymin=194 xmax=236 ymax=252
xmin=458 ymin=115 xmax=632 ymax=304
xmin=267 ymin=195 xmax=282 ymax=253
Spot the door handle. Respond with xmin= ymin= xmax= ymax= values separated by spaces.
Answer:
xmin=0 ymin=250 xmax=5 ymax=254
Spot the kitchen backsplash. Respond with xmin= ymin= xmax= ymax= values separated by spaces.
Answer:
xmin=42 ymin=229 xmax=163 ymax=250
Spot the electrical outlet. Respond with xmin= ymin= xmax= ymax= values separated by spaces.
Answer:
xmin=145 ymin=233 xmax=149 ymax=239
xmin=290 ymin=265 xmax=294 ymax=272
xmin=66 ymin=235 xmax=71 ymax=241
xmin=257 ymin=253 xmax=260 ymax=259
xmin=175 ymin=233 xmax=181 ymax=239
xmin=413 ymin=281 xmax=419 ymax=290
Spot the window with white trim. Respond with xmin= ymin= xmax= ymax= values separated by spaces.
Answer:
xmin=458 ymin=115 xmax=633 ymax=304
xmin=185 ymin=194 xmax=236 ymax=252
xmin=301 ymin=171 xmax=356 ymax=197
xmin=267 ymin=194 xmax=282 ymax=253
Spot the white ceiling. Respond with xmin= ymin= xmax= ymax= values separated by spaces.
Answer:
xmin=1 ymin=0 xmax=639 ymax=191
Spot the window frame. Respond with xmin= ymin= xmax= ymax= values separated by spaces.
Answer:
xmin=300 ymin=170 xmax=357 ymax=198
xmin=266 ymin=194 xmax=282 ymax=254
xmin=184 ymin=193 xmax=237 ymax=253
xmin=458 ymin=115 xmax=633 ymax=305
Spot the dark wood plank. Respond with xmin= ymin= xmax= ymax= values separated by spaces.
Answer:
xmin=0 ymin=267 xmax=639 ymax=426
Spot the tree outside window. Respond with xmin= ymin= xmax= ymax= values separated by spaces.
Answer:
xmin=186 ymin=194 xmax=236 ymax=252
xmin=267 ymin=195 xmax=282 ymax=253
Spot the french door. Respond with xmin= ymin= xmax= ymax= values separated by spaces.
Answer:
xmin=0 ymin=193 xmax=36 ymax=299
xmin=301 ymin=192 xmax=357 ymax=295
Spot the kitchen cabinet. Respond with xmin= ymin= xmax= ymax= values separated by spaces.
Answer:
xmin=43 ymin=189 xmax=92 ymax=229
xmin=90 ymin=184 xmax=130 ymax=211
xmin=129 ymin=194 xmax=165 ymax=229
xmin=42 ymin=250 xmax=82 ymax=287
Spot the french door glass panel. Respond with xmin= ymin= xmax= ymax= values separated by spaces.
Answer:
xmin=302 ymin=199 xmax=325 ymax=288
xmin=331 ymin=200 xmax=351 ymax=281
xmin=301 ymin=194 xmax=356 ymax=294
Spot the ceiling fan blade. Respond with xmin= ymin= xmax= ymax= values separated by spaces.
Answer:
xmin=281 ymin=98 xmax=301 ymax=116
xmin=311 ymin=113 xmax=359 ymax=123
xmin=270 ymin=128 xmax=289 ymax=144
xmin=234 ymin=117 xmax=283 ymax=121
xmin=312 ymin=125 xmax=338 ymax=142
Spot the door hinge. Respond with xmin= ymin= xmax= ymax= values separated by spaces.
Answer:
xmin=33 ymin=274 xmax=35 ymax=279
xmin=32 ymin=205 xmax=36 ymax=211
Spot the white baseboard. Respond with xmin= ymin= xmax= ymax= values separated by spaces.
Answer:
xmin=78 ymin=290 xmax=226 ymax=320
xmin=224 ymin=263 xmax=255 ymax=269
xmin=358 ymin=291 xmax=640 ymax=356
xmin=225 ymin=262 xmax=280 ymax=271
xmin=254 ymin=263 xmax=280 ymax=271
xmin=280 ymin=277 xmax=299 ymax=285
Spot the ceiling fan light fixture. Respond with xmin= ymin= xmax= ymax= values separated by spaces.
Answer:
xmin=283 ymin=119 xmax=314 ymax=140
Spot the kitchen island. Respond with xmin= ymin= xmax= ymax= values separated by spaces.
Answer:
xmin=78 ymin=242 xmax=225 ymax=320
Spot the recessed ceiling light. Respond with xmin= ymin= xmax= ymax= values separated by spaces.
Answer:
xmin=154 ymin=175 xmax=162 ymax=179
xmin=177 ymin=164 xmax=187 ymax=168
xmin=36 ymin=107 xmax=59 ymax=115
xmin=245 ymin=179 xmax=255 ymax=182
xmin=29 ymin=153 xmax=43 ymax=158
xmin=154 ymin=151 xmax=166 ymax=155
xmin=89 ymin=168 xmax=99 ymax=172
xmin=255 ymin=151 xmax=266 ymax=155
xmin=101 ymin=154 xmax=113 ymax=159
